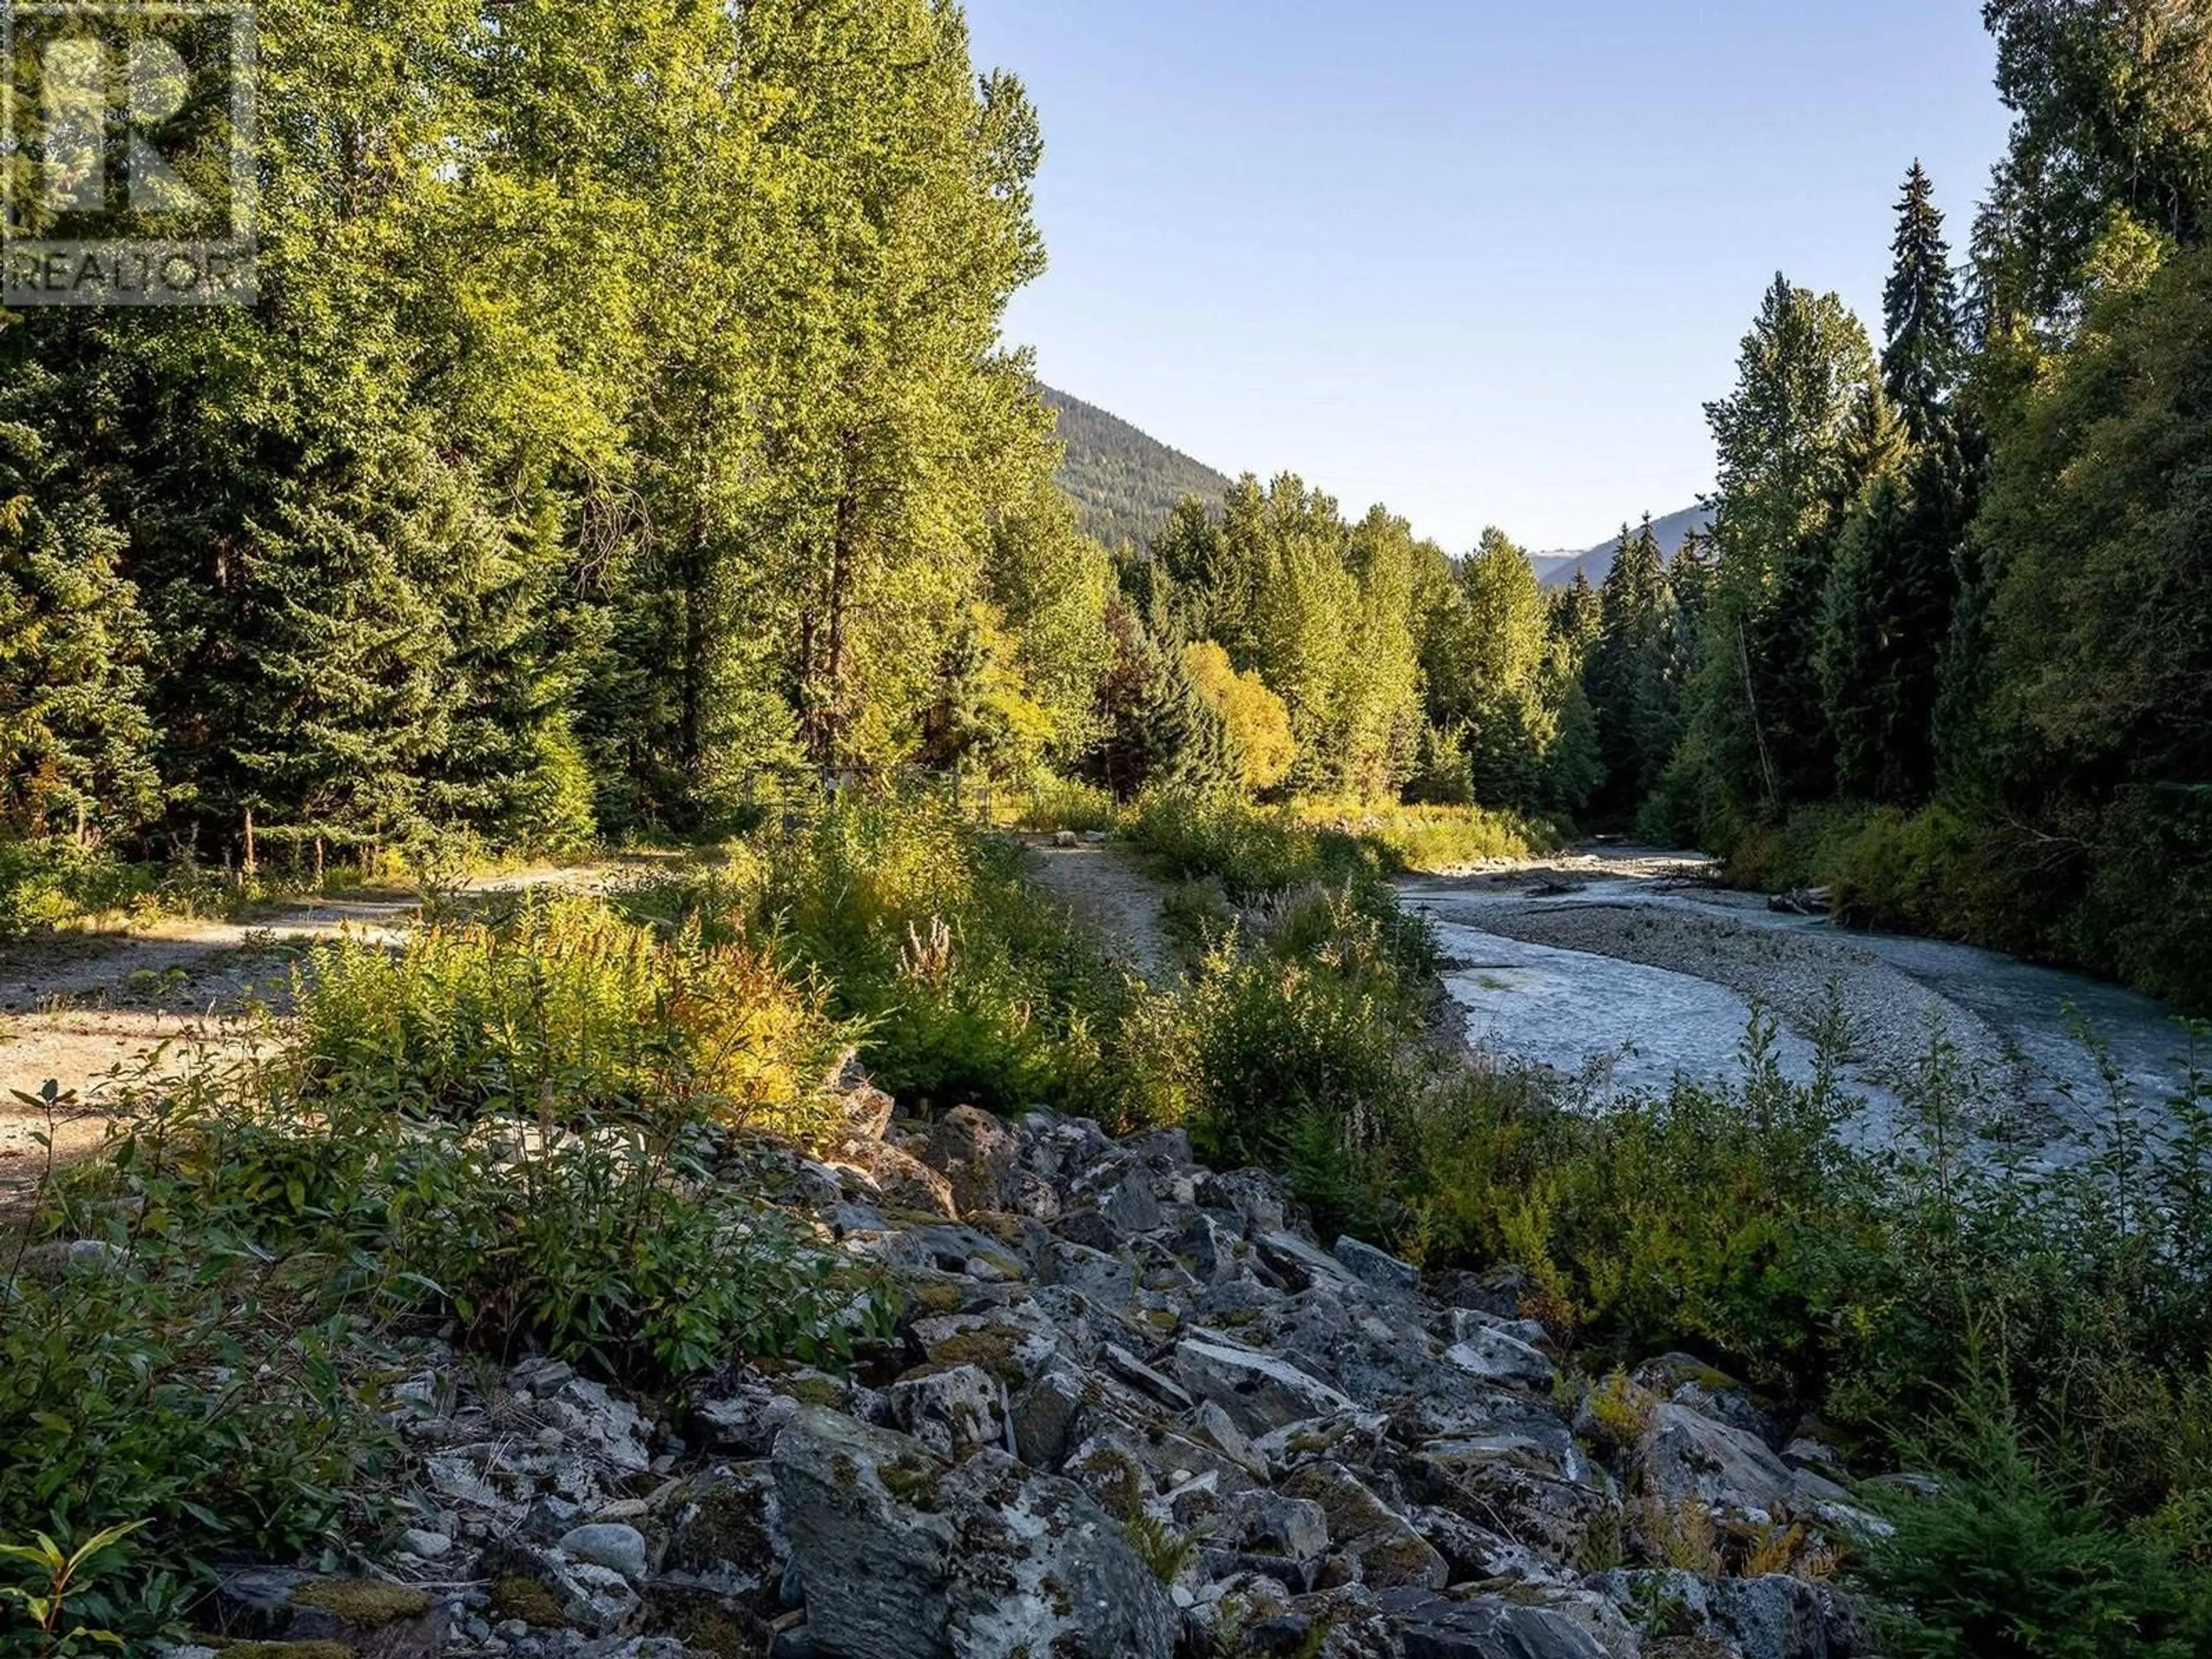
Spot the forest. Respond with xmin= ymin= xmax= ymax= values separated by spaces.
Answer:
xmin=5 ymin=4 xmax=2206 ymax=1014
xmin=3 ymin=2 xmax=2212 ymax=1656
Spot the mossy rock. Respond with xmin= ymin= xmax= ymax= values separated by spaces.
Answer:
xmin=924 ymin=1327 xmax=1025 ymax=1385
xmin=903 ymin=1279 xmax=968 ymax=1317
xmin=772 ymin=1374 xmax=847 ymax=1409
xmin=287 ymin=1582 xmax=431 ymax=1627
xmin=642 ymin=1581 xmax=770 ymax=1657
xmin=877 ymin=1452 xmax=948 ymax=1512
xmin=493 ymin=1575 xmax=568 ymax=1628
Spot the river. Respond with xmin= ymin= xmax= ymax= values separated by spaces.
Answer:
xmin=1400 ymin=848 xmax=2201 ymax=1167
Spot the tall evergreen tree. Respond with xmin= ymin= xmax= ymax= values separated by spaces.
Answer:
xmin=0 ymin=421 xmax=158 ymax=840
xmin=1673 ymin=278 xmax=1878 ymax=837
xmin=1585 ymin=519 xmax=1677 ymax=816
xmin=1883 ymin=162 xmax=1964 ymax=438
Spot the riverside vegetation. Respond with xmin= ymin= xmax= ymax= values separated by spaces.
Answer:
xmin=2 ymin=789 xmax=2210 ymax=1656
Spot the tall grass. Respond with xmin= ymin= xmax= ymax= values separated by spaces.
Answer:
xmin=297 ymin=893 xmax=850 ymax=1137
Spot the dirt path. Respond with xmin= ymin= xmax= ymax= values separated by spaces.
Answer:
xmin=0 ymin=863 xmax=629 ymax=1208
xmin=1021 ymin=839 xmax=1180 ymax=987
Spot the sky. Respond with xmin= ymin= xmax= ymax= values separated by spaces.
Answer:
xmin=961 ymin=1 xmax=2016 ymax=554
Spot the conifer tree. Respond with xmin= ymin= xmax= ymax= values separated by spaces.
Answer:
xmin=1883 ymin=162 xmax=1964 ymax=437
xmin=1585 ymin=519 xmax=1677 ymax=816
xmin=0 ymin=422 xmax=158 ymax=839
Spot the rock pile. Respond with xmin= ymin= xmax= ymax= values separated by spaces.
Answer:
xmin=184 ymin=1093 xmax=1880 ymax=1659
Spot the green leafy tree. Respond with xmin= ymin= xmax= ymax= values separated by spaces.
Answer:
xmin=1673 ymin=278 xmax=1880 ymax=838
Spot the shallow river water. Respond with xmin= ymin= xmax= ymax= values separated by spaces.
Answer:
xmin=1399 ymin=850 xmax=2200 ymax=1166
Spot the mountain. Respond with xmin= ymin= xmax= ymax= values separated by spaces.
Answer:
xmin=1535 ymin=504 xmax=1712 ymax=588
xmin=1039 ymin=384 xmax=1233 ymax=551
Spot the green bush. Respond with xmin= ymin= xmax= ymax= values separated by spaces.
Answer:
xmin=709 ymin=791 xmax=1143 ymax=1121
xmin=1859 ymin=1391 xmax=2212 ymax=1658
xmin=298 ymin=892 xmax=850 ymax=1135
xmin=0 ymin=839 xmax=183 ymax=939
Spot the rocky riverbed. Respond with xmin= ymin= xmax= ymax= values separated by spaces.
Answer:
xmin=1403 ymin=849 xmax=2197 ymax=1165
xmin=158 ymin=1078 xmax=1881 ymax=1659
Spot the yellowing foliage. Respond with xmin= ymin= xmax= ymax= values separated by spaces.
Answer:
xmin=1184 ymin=642 xmax=1296 ymax=792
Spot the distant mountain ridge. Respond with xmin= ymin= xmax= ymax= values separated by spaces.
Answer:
xmin=1040 ymin=380 xmax=1705 ymax=582
xmin=1533 ymin=505 xmax=1711 ymax=589
xmin=1038 ymin=384 xmax=1232 ymax=551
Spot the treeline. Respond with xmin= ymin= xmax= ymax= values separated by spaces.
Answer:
xmin=1 ymin=0 xmax=1112 ymax=859
xmin=1584 ymin=4 xmax=2212 ymax=1011
xmin=1100 ymin=475 xmax=1711 ymax=828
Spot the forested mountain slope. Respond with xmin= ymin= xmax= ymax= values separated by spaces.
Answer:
xmin=1534 ymin=503 xmax=1711 ymax=588
xmin=1038 ymin=384 xmax=1232 ymax=550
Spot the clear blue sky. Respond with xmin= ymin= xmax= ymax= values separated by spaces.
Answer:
xmin=963 ymin=1 xmax=2014 ymax=554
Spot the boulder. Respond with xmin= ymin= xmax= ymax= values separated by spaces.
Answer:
xmin=1010 ymin=1366 xmax=1087 ymax=1469
xmin=558 ymin=1522 xmax=650 ymax=1583
xmin=1377 ymin=1589 xmax=1612 ymax=1659
xmin=770 ymin=1410 xmax=957 ymax=1658
xmin=925 ymin=1105 xmax=1021 ymax=1215
xmin=834 ymin=1139 xmax=961 ymax=1219
xmin=479 ymin=1537 xmax=642 ymax=1635
xmin=1588 ymin=1569 xmax=1870 ymax=1659
xmin=887 ymin=1363 xmax=1006 ymax=1461
xmin=1174 ymin=1336 xmax=1358 ymax=1435
xmin=1643 ymin=1403 xmax=1846 ymax=1514
xmin=1332 ymin=1236 xmax=1421 ymax=1296
xmin=657 ymin=1463 xmax=787 ymax=1603
xmin=770 ymin=1406 xmax=1177 ymax=1659
xmin=1279 ymin=1461 xmax=1448 ymax=1592
xmin=209 ymin=1570 xmax=452 ymax=1658
xmin=1445 ymin=1324 xmax=1556 ymax=1391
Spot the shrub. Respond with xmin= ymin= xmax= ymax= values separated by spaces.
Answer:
xmin=1858 ymin=1392 xmax=2211 ymax=1658
xmin=297 ymin=893 xmax=849 ymax=1136
xmin=1012 ymin=777 xmax=1122 ymax=834
xmin=718 ymin=791 xmax=1140 ymax=1120
xmin=0 ymin=839 xmax=190 ymax=940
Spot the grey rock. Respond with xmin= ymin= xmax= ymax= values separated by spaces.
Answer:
xmin=1254 ymin=1230 xmax=1353 ymax=1290
xmin=659 ymin=1463 xmax=786 ymax=1601
xmin=401 ymin=1527 xmax=453 ymax=1560
xmin=537 ymin=1375 xmax=653 ymax=1477
xmin=925 ymin=1105 xmax=1021 ymax=1215
xmin=770 ymin=1406 xmax=1176 ymax=1659
xmin=838 ymin=1080 xmax=897 ymax=1140
xmin=1279 ymin=1460 xmax=1449 ymax=1591
xmin=1230 ymin=1491 xmax=1331 ymax=1563
xmin=1010 ymin=1366 xmax=1086 ymax=1469
xmin=1377 ymin=1589 xmax=1611 ymax=1659
xmin=1184 ymin=1399 xmax=1268 ymax=1477
xmin=1195 ymin=1168 xmax=1291 ymax=1234
xmin=1085 ymin=1164 xmax=1165 ymax=1237
xmin=1332 ymin=1236 xmax=1421 ymax=1295
xmin=479 ymin=1539 xmax=640 ymax=1636
xmin=1445 ymin=1325 xmax=1556 ymax=1391
xmin=1644 ymin=1402 xmax=1846 ymax=1514
xmin=211 ymin=1569 xmax=452 ymax=1654
xmin=1588 ymin=1569 xmax=1869 ymax=1659
xmin=1174 ymin=1337 xmax=1356 ymax=1435
xmin=887 ymin=1363 xmax=1005 ymax=1461
xmin=558 ymin=1523 xmax=649 ymax=1583
xmin=1446 ymin=1305 xmax=1551 ymax=1350
xmin=832 ymin=1138 xmax=960 ymax=1219
xmin=1105 ymin=1342 xmax=1197 ymax=1411
xmin=771 ymin=1411 xmax=954 ymax=1658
